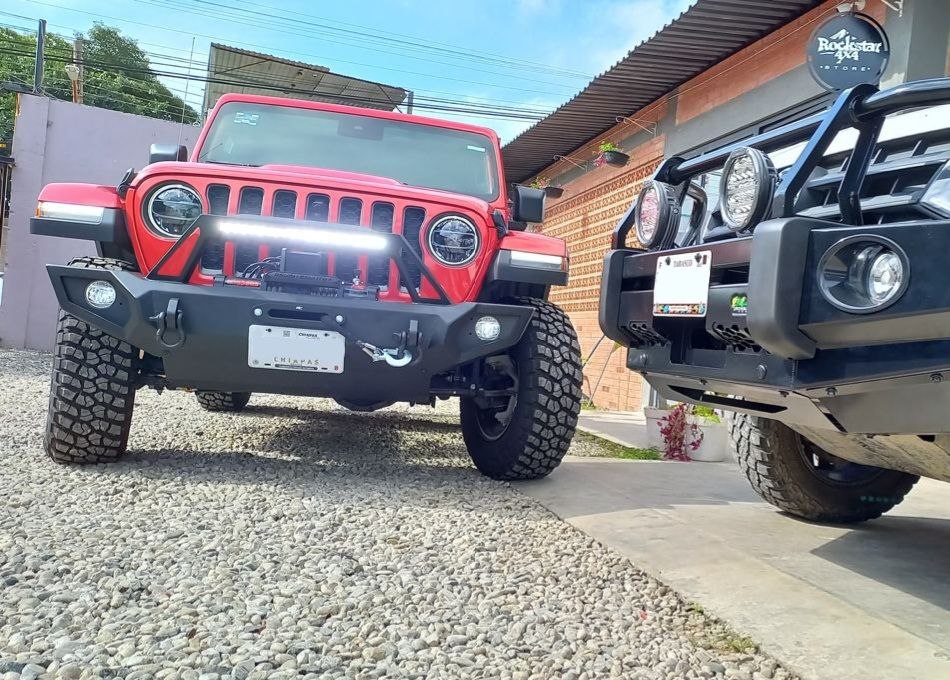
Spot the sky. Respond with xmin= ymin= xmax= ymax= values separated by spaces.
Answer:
xmin=3 ymin=0 xmax=694 ymax=144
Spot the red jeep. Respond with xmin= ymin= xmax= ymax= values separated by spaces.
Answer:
xmin=31 ymin=94 xmax=582 ymax=480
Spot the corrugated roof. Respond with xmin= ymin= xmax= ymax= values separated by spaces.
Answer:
xmin=202 ymin=44 xmax=407 ymax=114
xmin=502 ymin=0 xmax=823 ymax=182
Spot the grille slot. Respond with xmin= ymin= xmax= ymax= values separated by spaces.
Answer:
xmin=235 ymin=187 xmax=265 ymax=273
xmin=335 ymin=198 xmax=363 ymax=283
xmin=402 ymin=207 xmax=426 ymax=290
xmin=711 ymin=323 xmax=760 ymax=353
xmin=368 ymin=202 xmax=395 ymax=286
xmin=201 ymin=185 xmax=230 ymax=272
xmin=625 ymin=322 xmax=667 ymax=347
xmin=305 ymin=193 xmax=330 ymax=222
xmin=272 ymin=190 xmax=297 ymax=219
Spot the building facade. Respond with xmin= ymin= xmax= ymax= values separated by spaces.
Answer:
xmin=503 ymin=0 xmax=950 ymax=412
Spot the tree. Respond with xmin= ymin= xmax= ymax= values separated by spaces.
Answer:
xmin=0 ymin=23 xmax=198 ymax=151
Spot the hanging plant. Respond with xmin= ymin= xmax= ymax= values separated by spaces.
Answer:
xmin=594 ymin=140 xmax=630 ymax=168
xmin=528 ymin=177 xmax=564 ymax=198
xmin=658 ymin=403 xmax=703 ymax=461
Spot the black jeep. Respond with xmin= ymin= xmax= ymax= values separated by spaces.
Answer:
xmin=600 ymin=77 xmax=950 ymax=522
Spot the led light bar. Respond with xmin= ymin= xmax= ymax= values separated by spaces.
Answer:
xmin=508 ymin=250 xmax=566 ymax=270
xmin=36 ymin=201 xmax=105 ymax=224
xmin=217 ymin=221 xmax=388 ymax=251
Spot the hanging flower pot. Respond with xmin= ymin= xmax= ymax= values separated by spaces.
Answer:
xmin=543 ymin=185 xmax=564 ymax=198
xmin=594 ymin=141 xmax=629 ymax=168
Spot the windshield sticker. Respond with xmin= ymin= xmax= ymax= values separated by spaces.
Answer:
xmin=233 ymin=112 xmax=260 ymax=126
xmin=466 ymin=145 xmax=486 ymax=153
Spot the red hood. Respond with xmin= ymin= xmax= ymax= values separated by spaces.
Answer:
xmin=135 ymin=162 xmax=493 ymax=216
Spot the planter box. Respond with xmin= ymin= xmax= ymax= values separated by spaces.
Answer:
xmin=643 ymin=408 xmax=730 ymax=462
xmin=543 ymin=186 xmax=564 ymax=198
xmin=602 ymin=150 xmax=629 ymax=167
xmin=688 ymin=417 xmax=729 ymax=462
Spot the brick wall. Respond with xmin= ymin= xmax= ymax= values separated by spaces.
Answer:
xmin=537 ymin=136 xmax=665 ymax=411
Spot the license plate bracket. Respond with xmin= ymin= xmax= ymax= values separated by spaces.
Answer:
xmin=247 ymin=325 xmax=345 ymax=373
xmin=653 ymin=251 xmax=712 ymax=317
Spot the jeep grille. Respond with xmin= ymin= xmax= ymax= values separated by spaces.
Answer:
xmin=199 ymin=184 xmax=427 ymax=290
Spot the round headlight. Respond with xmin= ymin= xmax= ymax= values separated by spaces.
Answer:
xmin=427 ymin=215 xmax=480 ymax=266
xmin=818 ymin=235 xmax=909 ymax=313
xmin=867 ymin=250 xmax=904 ymax=305
xmin=145 ymin=183 xmax=202 ymax=238
xmin=634 ymin=180 xmax=679 ymax=250
xmin=720 ymin=147 xmax=775 ymax=232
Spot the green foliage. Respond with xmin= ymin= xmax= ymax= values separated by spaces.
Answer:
xmin=0 ymin=24 xmax=198 ymax=149
xmin=598 ymin=140 xmax=620 ymax=153
xmin=691 ymin=405 xmax=721 ymax=423
xmin=575 ymin=431 xmax=661 ymax=460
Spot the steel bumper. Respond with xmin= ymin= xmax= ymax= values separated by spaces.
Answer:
xmin=47 ymin=265 xmax=533 ymax=403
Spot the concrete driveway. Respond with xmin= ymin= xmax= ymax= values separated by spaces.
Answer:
xmin=517 ymin=457 xmax=950 ymax=680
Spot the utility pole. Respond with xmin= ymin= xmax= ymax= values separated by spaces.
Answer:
xmin=73 ymin=38 xmax=84 ymax=104
xmin=33 ymin=19 xmax=46 ymax=94
xmin=406 ymin=90 xmax=413 ymax=115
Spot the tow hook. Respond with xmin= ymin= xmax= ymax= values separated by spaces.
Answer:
xmin=149 ymin=298 xmax=185 ymax=349
xmin=353 ymin=319 xmax=421 ymax=368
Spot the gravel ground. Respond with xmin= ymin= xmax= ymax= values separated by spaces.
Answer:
xmin=0 ymin=348 xmax=795 ymax=680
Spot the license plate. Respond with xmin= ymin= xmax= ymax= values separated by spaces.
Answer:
xmin=653 ymin=251 xmax=712 ymax=317
xmin=248 ymin=325 xmax=345 ymax=373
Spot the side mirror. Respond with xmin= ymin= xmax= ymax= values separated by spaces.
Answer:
xmin=512 ymin=185 xmax=545 ymax=224
xmin=149 ymin=144 xmax=188 ymax=164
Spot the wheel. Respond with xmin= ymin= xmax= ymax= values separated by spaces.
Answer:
xmin=460 ymin=297 xmax=582 ymax=481
xmin=730 ymin=413 xmax=919 ymax=523
xmin=44 ymin=257 xmax=139 ymax=464
xmin=196 ymin=391 xmax=252 ymax=412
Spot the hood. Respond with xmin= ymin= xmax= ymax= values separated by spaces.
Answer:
xmin=135 ymin=161 xmax=492 ymax=215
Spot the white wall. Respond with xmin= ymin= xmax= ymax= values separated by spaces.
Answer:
xmin=0 ymin=95 xmax=199 ymax=350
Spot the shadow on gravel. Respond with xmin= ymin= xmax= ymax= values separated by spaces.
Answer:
xmin=242 ymin=404 xmax=462 ymax=435
xmin=100 ymin=404 xmax=483 ymax=492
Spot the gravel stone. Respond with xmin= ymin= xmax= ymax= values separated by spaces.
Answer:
xmin=0 ymin=349 xmax=797 ymax=679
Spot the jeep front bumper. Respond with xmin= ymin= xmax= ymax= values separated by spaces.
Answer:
xmin=48 ymin=265 xmax=533 ymax=404
xmin=600 ymin=216 xmax=950 ymax=435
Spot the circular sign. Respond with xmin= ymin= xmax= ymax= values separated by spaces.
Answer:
xmin=807 ymin=13 xmax=889 ymax=91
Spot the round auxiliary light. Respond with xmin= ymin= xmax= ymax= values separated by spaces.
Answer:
xmin=474 ymin=316 xmax=501 ymax=342
xmin=427 ymin=215 xmax=480 ymax=266
xmin=867 ymin=250 xmax=905 ymax=306
xmin=720 ymin=147 xmax=776 ymax=232
xmin=634 ymin=180 xmax=679 ymax=250
xmin=144 ymin=183 xmax=202 ymax=238
xmin=85 ymin=280 xmax=116 ymax=309
xmin=818 ymin=235 xmax=909 ymax=314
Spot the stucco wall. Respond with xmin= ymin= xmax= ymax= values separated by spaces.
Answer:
xmin=0 ymin=95 xmax=198 ymax=351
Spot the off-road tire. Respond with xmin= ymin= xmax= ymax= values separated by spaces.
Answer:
xmin=461 ymin=297 xmax=582 ymax=481
xmin=730 ymin=413 xmax=919 ymax=523
xmin=44 ymin=256 xmax=139 ymax=464
xmin=196 ymin=391 xmax=252 ymax=412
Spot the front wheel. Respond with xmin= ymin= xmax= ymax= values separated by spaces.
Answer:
xmin=730 ymin=413 xmax=918 ymax=523
xmin=461 ymin=298 xmax=582 ymax=481
xmin=45 ymin=257 xmax=140 ymax=464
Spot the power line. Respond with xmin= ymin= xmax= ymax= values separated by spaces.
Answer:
xmin=0 ymin=45 xmax=547 ymax=121
xmin=20 ymin=0 xmax=581 ymax=97
xmin=22 ymin=34 xmax=554 ymax=118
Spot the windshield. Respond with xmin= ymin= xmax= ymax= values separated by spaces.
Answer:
xmin=198 ymin=102 xmax=500 ymax=201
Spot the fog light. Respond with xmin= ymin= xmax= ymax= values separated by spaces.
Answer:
xmin=475 ymin=316 xmax=501 ymax=341
xmin=85 ymin=280 xmax=116 ymax=309
xmin=818 ymin=235 xmax=909 ymax=313
xmin=867 ymin=251 xmax=904 ymax=305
